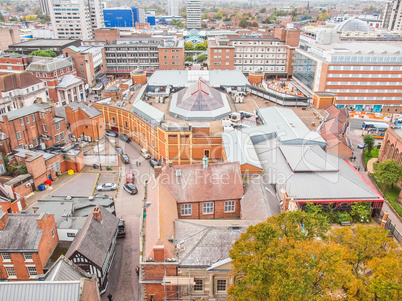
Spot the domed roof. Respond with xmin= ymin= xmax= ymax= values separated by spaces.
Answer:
xmin=334 ymin=18 xmax=370 ymax=32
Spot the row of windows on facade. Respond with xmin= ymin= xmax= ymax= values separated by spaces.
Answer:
xmin=180 ymin=201 xmax=235 ymax=216
xmin=235 ymin=60 xmax=286 ymax=65
xmin=329 ymin=66 xmax=402 ymax=71
xmin=331 ymin=56 xmax=402 ymax=63
xmin=163 ymin=56 xmax=181 ymax=59
xmin=235 ymin=66 xmax=286 ymax=71
xmin=235 ymin=54 xmax=287 ymax=59
xmin=35 ymin=67 xmax=73 ymax=78
xmin=325 ymin=89 xmax=402 ymax=93
xmin=163 ymin=49 xmax=181 ymax=53
xmin=335 ymin=96 xmax=402 ymax=101
xmin=327 ymin=73 xmax=401 ymax=78
xmin=326 ymin=81 xmax=402 ymax=86
xmin=233 ymin=47 xmax=286 ymax=52
xmin=2 ymin=84 xmax=43 ymax=96
xmin=193 ymin=279 xmax=227 ymax=292
xmin=3 ymin=265 xmax=37 ymax=278
xmin=232 ymin=41 xmax=283 ymax=46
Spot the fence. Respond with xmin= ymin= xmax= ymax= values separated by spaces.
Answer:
xmin=378 ymin=211 xmax=402 ymax=243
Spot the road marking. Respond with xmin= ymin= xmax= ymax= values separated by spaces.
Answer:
xmin=91 ymin=173 xmax=100 ymax=195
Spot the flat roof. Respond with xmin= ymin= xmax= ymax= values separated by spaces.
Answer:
xmin=10 ymin=39 xmax=80 ymax=47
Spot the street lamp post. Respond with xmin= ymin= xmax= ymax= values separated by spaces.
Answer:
xmin=96 ymin=121 xmax=102 ymax=170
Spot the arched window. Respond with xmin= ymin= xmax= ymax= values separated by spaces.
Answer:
xmin=384 ymin=141 xmax=390 ymax=158
xmin=398 ymin=153 xmax=402 ymax=165
xmin=388 ymin=144 xmax=395 ymax=159
xmin=394 ymin=149 xmax=399 ymax=161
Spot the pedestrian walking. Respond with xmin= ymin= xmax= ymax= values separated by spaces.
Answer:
xmin=358 ymin=165 xmax=361 ymax=171
xmin=139 ymin=160 xmax=141 ymax=166
xmin=136 ymin=266 xmax=139 ymax=276
xmin=136 ymin=161 xmax=138 ymax=167
xmin=107 ymin=294 xmax=113 ymax=301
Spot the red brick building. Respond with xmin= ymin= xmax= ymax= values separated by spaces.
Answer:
xmin=0 ymin=53 xmax=32 ymax=71
xmin=0 ymin=211 xmax=59 ymax=281
xmin=26 ymin=57 xmax=84 ymax=104
xmin=65 ymin=102 xmax=104 ymax=142
xmin=63 ymin=45 xmax=106 ymax=87
xmin=379 ymin=128 xmax=402 ymax=164
xmin=207 ymin=38 xmax=235 ymax=70
xmin=158 ymin=40 xmax=185 ymax=70
xmin=0 ymin=103 xmax=68 ymax=153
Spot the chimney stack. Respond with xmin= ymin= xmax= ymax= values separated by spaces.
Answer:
xmin=282 ymin=191 xmax=290 ymax=212
xmin=0 ymin=211 xmax=9 ymax=230
xmin=93 ymin=207 xmax=102 ymax=222
xmin=153 ymin=245 xmax=165 ymax=262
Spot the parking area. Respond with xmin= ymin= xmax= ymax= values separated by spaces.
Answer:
xmin=95 ymin=172 xmax=121 ymax=198
xmin=44 ymin=173 xmax=98 ymax=198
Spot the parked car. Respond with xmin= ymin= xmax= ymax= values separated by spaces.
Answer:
xmin=120 ymin=134 xmax=131 ymax=143
xmin=357 ymin=142 xmax=367 ymax=149
xmin=106 ymin=129 xmax=118 ymax=137
xmin=96 ymin=183 xmax=117 ymax=191
xmin=115 ymin=147 xmax=123 ymax=154
xmin=121 ymin=153 xmax=130 ymax=164
xmin=140 ymin=148 xmax=151 ymax=159
xmin=149 ymin=158 xmax=160 ymax=168
xmin=117 ymin=218 xmax=125 ymax=238
xmin=123 ymin=183 xmax=138 ymax=195
xmin=126 ymin=173 xmax=134 ymax=183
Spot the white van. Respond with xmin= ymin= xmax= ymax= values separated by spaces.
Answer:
xmin=140 ymin=148 xmax=151 ymax=159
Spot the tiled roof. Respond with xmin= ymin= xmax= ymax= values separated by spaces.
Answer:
xmin=325 ymin=104 xmax=348 ymax=124
xmin=320 ymin=117 xmax=344 ymax=136
xmin=159 ymin=162 xmax=244 ymax=203
xmin=66 ymin=102 xmax=101 ymax=118
xmin=0 ymin=213 xmax=44 ymax=252
xmin=26 ymin=57 xmax=72 ymax=73
xmin=0 ymin=71 xmax=41 ymax=92
xmin=0 ymin=103 xmax=52 ymax=122
xmin=65 ymin=205 xmax=119 ymax=268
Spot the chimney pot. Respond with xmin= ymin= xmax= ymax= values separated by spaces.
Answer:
xmin=93 ymin=207 xmax=102 ymax=222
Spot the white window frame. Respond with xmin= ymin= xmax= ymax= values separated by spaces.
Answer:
xmin=203 ymin=202 xmax=214 ymax=215
xmin=16 ymin=132 xmax=21 ymax=140
xmin=26 ymin=265 xmax=37 ymax=278
xmin=23 ymin=253 xmax=33 ymax=262
xmin=43 ymin=124 xmax=47 ymax=132
xmin=20 ymin=118 xmax=24 ymax=126
xmin=224 ymin=201 xmax=235 ymax=213
xmin=181 ymin=204 xmax=192 ymax=216
xmin=55 ymin=134 xmax=60 ymax=143
xmin=1 ymin=252 xmax=11 ymax=262
xmin=5 ymin=265 xmax=16 ymax=278
xmin=56 ymin=122 xmax=60 ymax=130
xmin=60 ymin=132 xmax=65 ymax=140
xmin=26 ymin=116 xmax=30 ymax=124
xmin=216 ymin=279 xmax=227 ymax=292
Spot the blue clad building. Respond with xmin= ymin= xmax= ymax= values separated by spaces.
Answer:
xmin=147 ymin=16 xmax=156 ymax=26
xmin=103 ymin=8 xmax=134 ymax=27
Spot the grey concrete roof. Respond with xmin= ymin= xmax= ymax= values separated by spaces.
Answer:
xmin=65 ymin=205 xmax=119 ymax=268
xmin=13 ymin=148 xmax=56 ymax=161
xmin=257 ymin=106 xmax=326 ymax=146
xmin=31 ymin=201 xmax=74 ymax=227
xmin=4 ymin=174 xmax=32 ymax=186
xmin=0 ymin=281 xmax=81 ymax=301
xmin=11 ymin=39 xmax=81 ymax=47
xmin=44 ymin=256 xmax=90 ymax=282
xmin=56 ymin=74 xmax=83 ymax=88
xmin=222 ymin=129 xmax=262 ymax=169
xmin=255 ymin=140 xmax=383 ymax=201
xmin=148 ymin=70 xmax=249 ymax=88
xmin=0 ymin=103 xmax=51 ymax=122
xmin=0 ymin=213 xmax=44 ymax=252
xmin=133 ymin=97 xmax=165 ymax=126
xmin=66 ymin=102 xmax=101 ymax=118
xmin=175 ymin=219 xmax=256 ymax=267
xmin=26 ymin=57 xmax=73 ymax=73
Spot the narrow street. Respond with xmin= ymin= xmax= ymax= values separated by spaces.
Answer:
xmin=102 ymin=140 xmax=152 ymax=301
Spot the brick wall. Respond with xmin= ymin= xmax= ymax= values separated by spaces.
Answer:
xmin=177 ymin=199 xmax=241 ymax=219
xmin=142 ymin=264 xmax=178 ymax=300
xmin=0 ymin=56 xmax=32 ymax=71
xmin=36 ymin=214 xmax=59 ymax=269
xmin=94 ymin=29 xmax=120 ymax=43
xmin=158 ymin=47 xmax=184 ymax=70
xmin=66 ymin=106 xmax=104 ymax=142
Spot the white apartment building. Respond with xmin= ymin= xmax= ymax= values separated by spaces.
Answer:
xmin=383 ymin=0 xmax=402 ymax=31
xmin=48 ymin=0 xmax=104 ymax=40
xmin=168 ymin=0 xmax=179 ymax=16
xmin=186 ymin=0 xmax=201 ymax=29
xmin=230 ymin=38 xmax=288 ymax=74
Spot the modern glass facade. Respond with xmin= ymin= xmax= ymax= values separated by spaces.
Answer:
xmin=293 ymin=52 xmax=317 ymax=90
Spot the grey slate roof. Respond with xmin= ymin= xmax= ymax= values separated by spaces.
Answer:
xmin=11 ymin=39 xmax=81 ymax=47
xmin=255 ymin=140 xmax=383 ymax=201
xmin=0 ymin=103 xmax=51 ymax=122
xmin=257 ymin=106 xmax=326 ymax=146
xmin=66 ymin=102 xmax=101 ymax=118
xmin=0 ymin=213 xmax=44 ymax=252
xmin=0 ymin=281 xmax=81 ymax=301
xmin=133 ymin=97 xmax=165 ymax=126
xmin=175 ymin=219 xmax=255 ymax=267
xmin=65 ymin=205 xmax=119 ymax=268
xmin=26 ymin=57 xmax=72 ymax=73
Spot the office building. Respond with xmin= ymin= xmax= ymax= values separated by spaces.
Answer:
xmin=7 ymin=39 xmax=81 ymax=56
xmin=168 ymin=0 xmax=179 ymax=16
xmin=293 ymin=41 xmax=402 ymax=112
xmin=39 ymin=0 xmax=50 ymax=15
xmin=383 ymin=0 xmax=402 ymax=31
xmin=103 ymin=8 xmax=135 ymax=27
xmin=186 ymin=0 xmax=201 ymax=29
xmin=47 ymin=0 xmax=104 ymax=40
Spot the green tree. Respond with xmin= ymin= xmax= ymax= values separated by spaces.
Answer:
xmin=316 ymin=12 xmax=329 ymax=21
xmin=201 ymin=13 xmax=208 ymax=19
xmin=29 ymin=49 xmax=57 ymax=57
xmin=239 ymin=18 xmax=249 ymax=28
xmin=170 ymin=18 xmax=184 ymax=28
xmin=376 ymin=159 xmax=402 ymax=192
xmin=214 ymin=12 xmax=223 ymax=19
xmin=259 ymin=7 xmax=266 ymax=13
xmin=0 ymin=12 xmax=4 ymax=22
xmin=251 ymin=21 xmax=258 ymax=27
xmin=229 ymin=211 xmax=345 ymax=300
xmin=364 ymin=134 xmax=375 ymax=153
xmin=196 ymin=53 xmax=207 ymax=62
xmin=33 ymin=8 xmax=42 ymax=15
xmin=194 ymin=43 xmax=206 ymax=50
xmin=184 ymin=42 xmax=194 ymax=50
xmin=202 ymin=40 xmax=208 ymax=48
xmin=185 ymin=55 xmax=194 ymax=62
xmin=179 ymin=12 xmax=187 ymax=19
